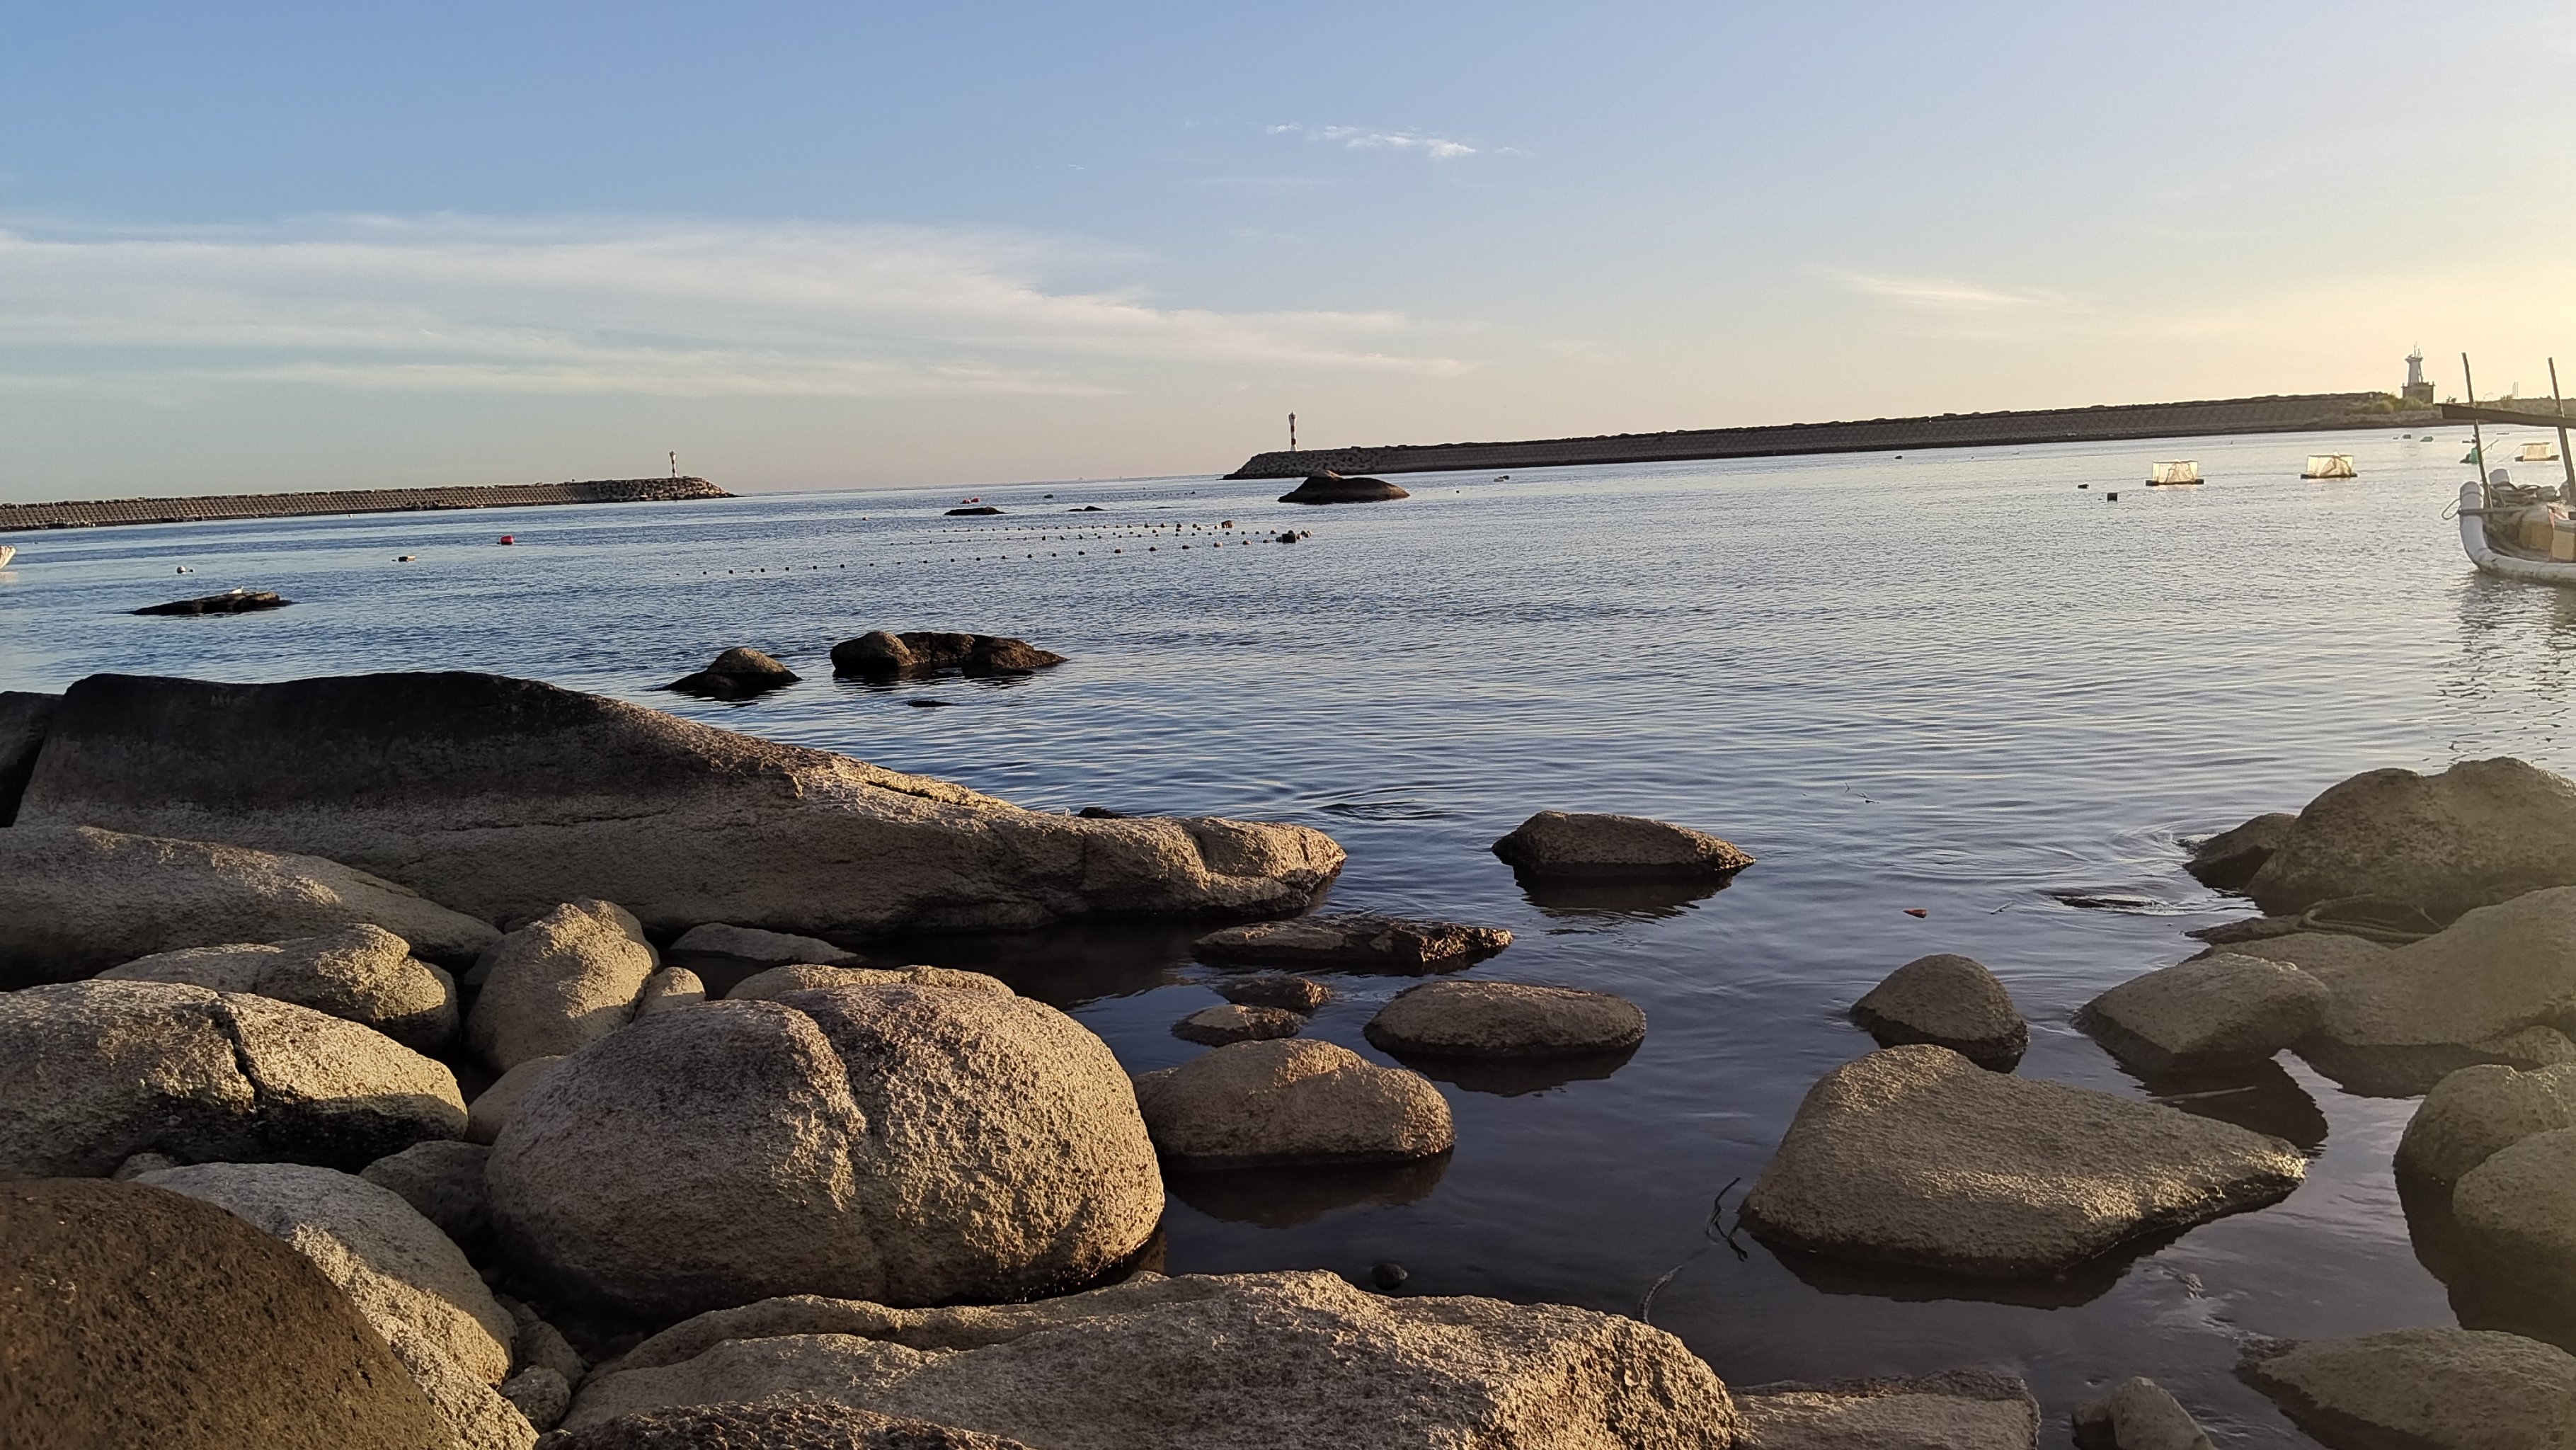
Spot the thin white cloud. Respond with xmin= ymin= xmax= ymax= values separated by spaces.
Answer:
xmin=1267 ymin=123 xmax=1480 ymax=160
xmin=0 ymin=217 xmax=1472 ymax=397
xmin=1825 ymin=269 xmax=2069 ymax=313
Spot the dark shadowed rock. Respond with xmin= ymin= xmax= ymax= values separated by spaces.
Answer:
xmin=1277 ymin=472 xmax=1409 ymax=504
xmin=1208 ymin=974 xmax=1332 ymax=1012
xmin=1492 ymin=810 xmax=1753 ymax=880
xmin=1172 ymin=1003 xmax=1305 ymax=1045
xmin=829 ymin=632 xmax=1066 ymax=679
xmin=2071 ymin=1377 xmax=2211 ymax=1450
xmin=0 ymin=979 xmax=466 ymax=1177
xmin=669 ymin=922 xmax=862 ymax=974
xmin=1364 ymin=981 xmax=1647 ymax=1058
xmin=102 ymin=923 xmax=460 ymax=1053
xmin=2242 ymin=1328 xmax=2576 ymax=1450
xmin=2185 ymin=813 xmax=2298 ymax=891
xmin=1193 ymin=912 xmax=1510 ymax=971
xmin=2078 ymin=953 xmax=2328 ymax=1071
xmin=1850 ymin=954 xmax=2027 ymax=1068
xmin=12 ymin=672 xmax=1339 ymax=940
xmin=2397 ymin=1063 xmax=2576 ymax=1189
xmin=546 ymin=1402 xmax=1038 ymax=1449
xmin=1132 ymin=1039 xmax=1453 ymax=1168
xmin=0 ymin=688 xmax=56 ymax=826
xmin=363 ymin=1139 xmax=495 ymax=1257
xmin=485 ymin=989 xmax=1161 ymax=1320
xmin=666 ymin=647 xmax=800 ymax=700
xmin=469 ymin=1056 xmax=566 ymax=1146
xmin=0 ymin=1176 xmax=452 ymax=1450
xmin=2245 ymin=758 xmax=2576 ymax=921
xmin=561 ymin=1270 xmax=1738 ymax=1449
xmin=133 ymin=588 xmax=292 ymax=615
xmin=1734 ymin=1369 xmax=2038 ymax=1449
xmin=1741 ymin=1045 xmax=2305 ymax=1278
xmin=944 ymin=505 xmax=1002 ymax=515
xmin=0 ymin=821 xmax=499 ymax=989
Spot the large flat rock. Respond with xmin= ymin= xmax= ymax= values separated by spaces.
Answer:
xmin=2285 ymin=886 xmax=2576 ymax=1093
xmin=564 ymin=1269 xmax=1741 ymax=1449
xmin=2245 ymin=758 xmax=2576 ymax=921
xmin=1741 ymin=1046 xmax=2306 ymax=1278
xmin=14 ymin=672 xmax=1345 ymax=938
xmin=1732 ymin=1369 xmax=2038 ymax=1449
xmin=2242 ymin=1328 xmax=2576 ymax=1450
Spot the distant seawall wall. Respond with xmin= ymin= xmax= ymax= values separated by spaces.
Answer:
xmin=1226 ymin=393 xmax=2443 ymax=479
xmin=0 ymin=477 xmax=731 ymax=533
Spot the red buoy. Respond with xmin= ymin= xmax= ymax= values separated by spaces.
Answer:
xmin=498 ymin=535 xmax=515 ymax=545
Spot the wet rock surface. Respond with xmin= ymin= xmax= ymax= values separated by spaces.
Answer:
xmin=1133 ymin=1038 xmax=1455 ymax=1168
xmin=563 ymin=1270 xmax=1739 ymax=1449
xmin=1741 ymin=1045 xmax=2306 ymax=1278
xmin=2071 ymin=1378 xmax=2211 ymax=1450
xmin=485 ymin=988 xmax=1161 ymax=1320
xmin=2078 ymin=952 xmax=2327 ymax=1071
xmin=1192 ymin=911 xmax=1510 ymax=971
xmin=133 ymin=588 xmax=292 ymax=615
xmin=2184 ymin=812 xmax=2298 ymax=891
xmin=1172 ymin=1002 xmax=1305 ymax=1046
xmin=665 ymin=647 xmax=800 ymax=700
xmin=2245 ymin=757 xmax=2576 ymax=921
xmin=102 ymin=923 xmax=460 ymax=1053
xmin=1363 ymin=980 xmax=1647 ymax=1058
xmin=0 ymin=821 xmax=499 ymax=989
xmin=829 ymin=631 xmax=1065 ymax=679
xmin=2241 ymin=1327 xmax=2576 ymax=1450
xmin=1491 ymin=809 xmax=1753 ymax=879
xmin=0 ymin=1176 xmax=453 ymax=1450
xmin=0 ymin=978 xmax=467 ymax=1176
xmin=1849 ymin=954 xmax=2027 ymax=1068
xmin=11 ymin=672 xmax=1338 ymax=940
xmin=1733 ymin=1369 xmax=2039 ymax=1449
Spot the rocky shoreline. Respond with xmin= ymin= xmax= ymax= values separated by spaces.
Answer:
xmin=8 ymin=673 xmax=2576 ymax=1447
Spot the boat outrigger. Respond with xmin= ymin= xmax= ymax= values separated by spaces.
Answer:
xmin=2451 ymin=353 xmax=2576 ymax=584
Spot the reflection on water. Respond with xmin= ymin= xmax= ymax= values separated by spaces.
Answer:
xmin=1388 ymin=1045 xmax=1642 ymax=1097
xmin=6 ymin=430 xmax=2565 ymax=1445
xmin=1514 ymin=872 xmax=1732 ymax=919
xmin=1164 ymin=1155 xmax=1452 ymax=1228
xmin=1755 ymin=1232 xmax=2186 ymax=1312
xmin=2126 ymin=1059 xmax=2329 ymax=1151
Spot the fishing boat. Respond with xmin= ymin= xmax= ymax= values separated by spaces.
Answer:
xmin=2521 ymin=441 xmax=2560 ymax=463
xmin=2449 ymin=351 xmax=2576 ymax=585
xmin=2146 ymin=460 xmax=2202 ymax=486
xmin=2301 ymin=454 xmax=2357 ymax=479
xmin=0 ymin=544 xmax=14 ymax=569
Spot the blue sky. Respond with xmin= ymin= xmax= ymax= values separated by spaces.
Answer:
xmin=4 ymin=1 xmax=2570 ymax=498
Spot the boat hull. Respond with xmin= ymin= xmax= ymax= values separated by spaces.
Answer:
xmin=2458 ymin=481 xmax=2576 ymax=586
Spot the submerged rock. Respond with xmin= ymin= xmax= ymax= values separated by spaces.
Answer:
xmin=1849 ymin=954 xmax=2027 ymax=1068
xmin=1277 ymin=472 xmax=1409 ymax=504
xmin=1172 ymin=1003 xmax=1305 ymax=1046
xmin=0 ymin=1176 xmax=453 ymax=1450
xmin=1741 ymin=1045 xmax=2305 ymax=1278
xmin=665 ymin=647 xmax=799 ymax=700
xmin=2071 ymin=1377 xmax=2211 ymax=1450
xmin=11 ymin=673 xmax=1339 ymax=939
xmin=1133 ymin=1039 xmax=1454 ymax=1168
xmin=563 ymin=1269 xmax=1739 ymax=1449
xmin=101 ymin=923 xmax=459 ymax=1053
xmin=1491 ymin=810 xmax=1753 ymax=879
xmin=485 ymin=987 xmax=1160 ymax=1320
xmin=0 ymin=821 xmax=499 ymax=990
xmin=1733 ymin=1369 xmax=2038 ymax=1449
xmin=829 ymin=631 xmax=1065 ymax=678
xmin=0 ymin=979 xmax=466 ymax=1177
xmin=2078 ymin=952 xmax=2328 ymax=1071
xmin=2245 ymin=758 xmax=2576 ymax=921
xmin=465 ymin=901 xmax=660 ymax=1072
xmin=2396 ymin=1063 xmax=2576 ymax=1189
xmin=1364 ymin=981 xmax=1647 ymax=1058
xmin=2185 ymin=812 xmax=2299 ymax=891
xmin=2242 ymin=1328 xmax=2576 ymax=1450
xmin=1193 ymin=911 xmax=1511 ymax=970
xmin=132 ymin=588 xmax=292 ymax=615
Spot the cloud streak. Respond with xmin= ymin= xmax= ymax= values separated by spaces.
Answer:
xmin=1266 ymin=123 xmax=1482 ymax=159
xmin=0 ymin=217 xmax=1472 ymax=396
xmin=1824 ymin=269 xmax=2068 ymax=313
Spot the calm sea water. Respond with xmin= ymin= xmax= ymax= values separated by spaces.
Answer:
xmin=6 ymin=427 xmax=2572 ymax=1444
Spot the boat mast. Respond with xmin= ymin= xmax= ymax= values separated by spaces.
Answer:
xmin=2552 ymin=358 xmax=2575 ymax=503
xmin=2465 ymin=353 xmax=2490 ymax=508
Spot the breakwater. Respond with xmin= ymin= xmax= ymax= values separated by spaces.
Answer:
xmin=1226 ymin=392 xmax=2440 ymax=479
xmin=0 ymin=476 xmax=731 ymax=533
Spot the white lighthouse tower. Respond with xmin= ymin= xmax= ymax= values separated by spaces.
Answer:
xmin=2403 ymin=346 xmax=2435 ymax=404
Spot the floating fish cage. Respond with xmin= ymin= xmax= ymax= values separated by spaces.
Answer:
xmin=2301 ymin=454 xmax=2357 ymax=479
xmin=2146 ymin=460 xmax=2202 ymax=486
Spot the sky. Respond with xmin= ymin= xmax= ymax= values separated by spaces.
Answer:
xmin=3 ymin=1 xmax=2572 ymax=500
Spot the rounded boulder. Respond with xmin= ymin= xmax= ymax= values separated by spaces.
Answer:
xmin=1364 ymin=981 xmax=1647 ymax=1059
xmin=1850 ymin=954 xmax=2026 ymax=1069
xmin=485 ymin=986 xmax=1162 ymax=1320
xmin=1132 ymin=1039 xmax=1453 ymax=1168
